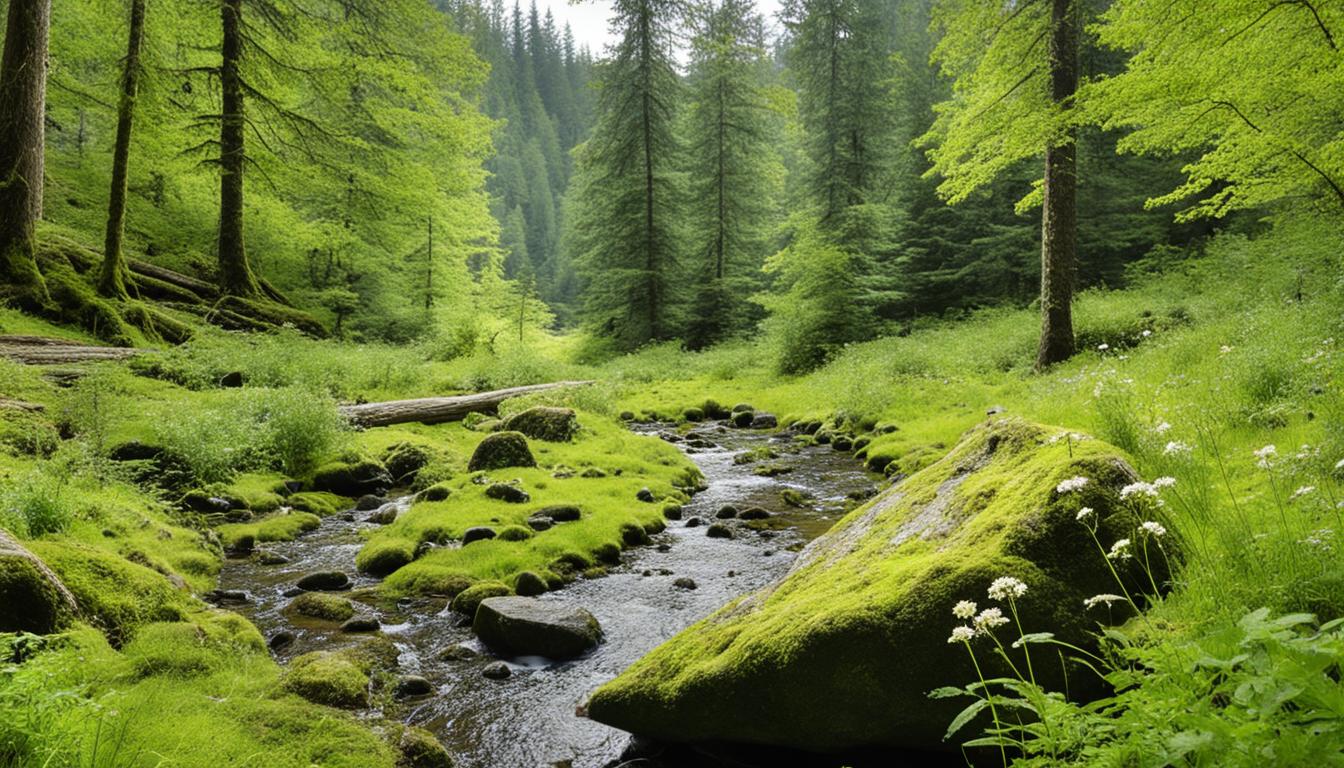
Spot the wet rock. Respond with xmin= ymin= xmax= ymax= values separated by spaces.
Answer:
xmin=366 ymin=504 xmax=399 ymax=525
xmin=781 ymin=489 xmax=809 ymax=508
xmin=672 ymin=578 xmax=697 ymax=590
xmin=296 ymin=571 xmax=350 ymax=591
xmin=657 ymin=543 xmax=672 ymax=553
xmin=383 ymin=442 xmax=433 ymax=485
xmin=750 ymin=413 xmax=778 ymax=429
xmin=179 ymin=490 xmax=234 ymax=515
xmin=311 ymin=459 xmax=393 ymax=497
xmin=514 ymin=571 xmax=549 ymax=597
xmin=536 ymin=505 xmax=581 ymax=522
xmin=682 ymin=407 xmax=705 ymax=422
xmin=394 ymin=726 xmax=452 ymax=768
xmin=483 ymin=661 xmax=512 ymax=680
xmin=394 ymin=675 xmax=435 ymax=698
xmin=586 ymin=418 xmax=1180 ymax=753
xmin=501 ymin=406 xmax=579 ymax=442
xmin=484 ymin=483 xmax=530 ymax=504
xmin=715 ymin=505 xmax=738 ymax=520
xmin=462 ymin=527 xmax=497 ymax=545
xmin=290 ymin=592 xmax=356 ymax=622
xmin=355 ymin=494 xmax=384 ymax=511
xmin=439 ymin=644 xmax=478 ymax=662
xmin=706 ymin=523 xmax=733 ymax=539
xmin=418 ymin=483 xmax=452 ymax=502
xmin=738 ymin=507 xmax=771 ymax=521
xmin=621 ymin=523 xmax=651 ymax=546
xmin=268 ymin=630 xmax=295 ymax=650
xmin=282 ymin=586 xmax=304 ymax=598
xmin=255 ymin=551 xmax=289 ymax=566
xmin=684 ymin=517 xmax=703 ymax=528
xmin=662 ymin=504 xmax=683 ymax=521
xmin=731 ymin=411 xmax=755 ymax=428
xmin=731 ymin=403 xmax=754 ymax=414
xmin=635 ymin=487 xmax=655 ymax=503
xmin=340 ymin=616 xmax=381 ymax=633
xmin=358 ymin=541 xmax=413 ymax=576
xmin=284 ymin=651 xmax=369 ymax=708
xmin=467 ymin=431 xmax=536 ymax=472
xmin=527 ymin=516 xmax=554 ymax=532
xmin=831 ymin=436 xmax=854 ymax=452
xmin=474 ymin=597 xmax=603 ymax=661
xmin=451 ymin=581 xmax=511 ymax=617
xmin=204 ymin=589 xmax=249 ymax=605
xmin=0 ymin=534 xmax=82 ymax=634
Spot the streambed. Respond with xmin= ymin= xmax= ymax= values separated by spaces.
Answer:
xmin=217 ymin=422 xmax=879 ymax=768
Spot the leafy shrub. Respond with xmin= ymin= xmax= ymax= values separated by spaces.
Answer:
xmin=0 ymin=471 xmax=74 ymax=537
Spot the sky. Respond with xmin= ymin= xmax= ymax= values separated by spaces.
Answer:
xmin=539 ymin=0 xmax=785 ymax=54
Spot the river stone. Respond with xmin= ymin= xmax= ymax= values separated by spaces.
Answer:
xmin=715 ymin=505 xmax=738 ymax=519
xmin=462 ymin=527 xmax=497 ymax=545
xmin=501 ymin=406 xmax=579 ymax=442
xmin=256 ymin=550 xmax=289 ymax=566
xmin=673 ymin=578 xmax=697 ymax=590
xmin=738 ymin=507 xmax=771 ymax=521
xmin=636 ymin=487 xmax=655 ymax=503
xmin=395 ymin=726 xmax=452 ymax=768
xmin=585 ymin=418 xmax=1180 ymax=753
xmin=467 ymin=431 xmax=536 ymax=472
xmin=366 ymin=504 xmax=399 ymax=525
xmin=268 ymin=630 xmax=295 ymax=650
xmin=484 ymin=483 xmax=530 ymax=503
xmin=526 ymin=516 xmax=553 ymax=532
xmin=750 ymin=413 xmax=778 ymax=429
xmin=514 ymin=571 xmax=548 ymax=597
xmin=394 ymin=675 xmax=435 ymax=698
xmin=731 ymin=411 xmax=754 ymax=428
xmin=355 ymin=494 xmax=384 ymax=511
xmin=341 ymin=616 xmax=381 ymax=633
xmin=536 ymin=504 xmax=581 ymax=522
xmin=662 ymin=504 xmax=683 ymax=521
xmin=483 ymin=661 xmax=512 ymax=680
xmin=296 ymin=571 xmax=350 ymax=591
xmin=684 ymin=517 xmax=703 ymax=528
xmin=383 ymin=442 xmax=433 ymax=484
xmin=0 ymin=531 xmax=80 ymax=634
xmin=311 ymin=459 xmax=393 ymax=497
xmin=705 ymin=523 xmax=733 ymax=539
xmin=473 ymin=597 xmax=602 ymax=660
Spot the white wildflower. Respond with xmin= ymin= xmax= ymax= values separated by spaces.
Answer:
xmin=1153 ymin=476 xmax=1177 ymax=489
xmin=1056 ymin=476 xmax=1090 ymax=494
xmin=1163 ymin=441 xmax=1192 ymax=457
xmin=1098 ymin=343 xmax=1110 ymax=351
xmin=1220 ymin=345 xmax=1232 ymax=354
xmin=1141 ymin=330 xmax=1152 ymax=338
xmin=1154 ymin=421 xmax=1172 ymax=435
xmin=1335 ymin=458 xmax=1344 ymax=471
xmin=1076 ymin=507 xmax=1094 ymax=522
xmin=1121 ymin=481 xmax=1159 ymax=499
xmin=974 ymin=607 xmax=1010 ymax=631
xmin=1108 ymin=538 xmax=1133 ymax=561
xmin=952 ymin=600 xmax=978 ymax=620
xmin=1084 ymin=594 xmax=1126 ymax=610
xmin=1290 ymin=486 xmax=1316 ymax=501
xmin=1254 ymin=444 xmax=1277 ymax=469
xmin=987 ymin=577 xmax=1028 ymax=601
xmin=1140 ymin=521 xmax=1167 ymax=537
xmin=947 ymin=626 xmax=976 ymax=644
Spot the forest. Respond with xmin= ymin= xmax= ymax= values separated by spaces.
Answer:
xmin=0 ymin=0 xmax=1341 ymax=766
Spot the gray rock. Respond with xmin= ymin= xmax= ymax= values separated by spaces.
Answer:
xmin=738 ymin=507 xmax=771 ymax=521
xmin=296 ymin=571 xmax=350 ymax=591
xmin=439 ymin=644 xmax=478 ymax=662
xmin=355 ymin=494 xmax=384 ymax=511
xmin=484 ymin=483 xmax=530 ymax=503
xmin=636 ymin=487 xmax=655 ymax=503
xmin=340 ymin=616 xmax=381 ymax=633
xmin=366 ymin=504 xmax=399 ymax=525
xmin=268 ymin=631 xmax=295 ymax=650
xmin=463 ymin=527 xmax=497 ymax=545
xmin=706 ymin=523 xmax=733 ymax=539
xmin=256 ymin=551 xmax=289 ymax=566
xmin=483 ymin=661 xmax=512 ymax=680
xmin=684 ymin=517 xmax=703 ymax=528
xmin=473 ymin=596 xmax=602 ymax=660
xmin=673 ymin=578 xmax=697 ymax=590
xmin=536 ymin=505 xmax=581 ymax=522
xmin=750 ymin=413 xmax=778 ymax=429
xmin=467 ymin=431 xmax=536 ymax=472
xmin=514 ymin=571 xmax=548 ymax=597
xmin=394 ymin=675 xmax=435 ymax=698
xmin=715 ymin=505 xmax=738 ymax=520
xmin=526 ymin=515 xmax=554 ymax=532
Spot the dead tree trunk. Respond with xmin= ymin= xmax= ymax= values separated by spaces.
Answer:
xmin=339 ymin=381 xmax=594 ymax=428
xmin=100 ymin=0 xmax=148 ymax=300
xmin=1035 ymin=0 xmax=1078 ymax=371
xmin=0 ymin=0 xmax=51 ymax=308
xmin=218 ymin=0 xmax=260 ymax=296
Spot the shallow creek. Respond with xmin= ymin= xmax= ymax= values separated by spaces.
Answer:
xmin=218 ymin=422 xmax=879 ymax=768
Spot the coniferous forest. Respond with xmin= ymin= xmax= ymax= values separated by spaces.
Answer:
xmin=1 ymin=0 xmax=1343 ymax=766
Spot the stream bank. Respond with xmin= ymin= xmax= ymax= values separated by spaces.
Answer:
xmin=218 ymin=421 xmax=878 ymax=767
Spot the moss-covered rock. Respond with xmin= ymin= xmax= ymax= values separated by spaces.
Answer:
xmin=585 ymin=418 xmax=1179 ymax=753
xmin=356 ymin=540 xmax=414 ymax=577
xmin=287 ymin=491 xmax=346 ymax=517
xmin=389 ymin=725 xmax=453 ymax=768
xmin=451 ymin=581 xmax=512 ymax=617
xmin=382 ymin=442 xmax=434 ymax=485
xmin=311 ymin=460 xmax=393 ymax=497
xmin=466 ymin=431 xmax=536 ymax=472
xmin=0 ymin=530 xmax=80 ymax=634
xmin=501 ymin=406 xmax=579 ymax=442
xmin=283 ymin=651 xmax=369 ymax=708
xmin=288 ymin=592 xmax=356 ymax=622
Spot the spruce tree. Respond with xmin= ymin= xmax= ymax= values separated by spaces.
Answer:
xmin=0 ymin=0 xmax=51 ymax=307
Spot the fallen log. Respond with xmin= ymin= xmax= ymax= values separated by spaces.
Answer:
xmin=0 ymin=343 xmax=144 ymax=365
xmin=0 ymin=398 xmax=45 ymax=412
xmin=340 ymin=381 xmax=594 ymax=428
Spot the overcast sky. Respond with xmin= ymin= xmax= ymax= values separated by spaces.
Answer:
xmin=541 ymin=0 xmax=785 ymax=54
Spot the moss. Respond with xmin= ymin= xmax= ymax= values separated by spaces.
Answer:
xmin=391 ymin=725 xmax=452 ymax=768
xmin=682 ymin=407 xmax=705 ymax=422
xmin=123 ymin=611 xmax=266 ymax=678
xmin=287 ymin=491 xmax=347 ymax=517
xmin=355 ymin=540 xmax=414 ymax=577
xmin=496 ymin=525 xmax=533 ymax=542
xmin=382 ymin=441 xmax=434 ymax=484
xmin=288 ymin=592 xmax=356 ymax=622
xmin=501 ymin=406 xmax=579 ymax=442
xmin=466 ymin=431 xmax=536 ymax=471
xmin=217 ymin=511 xmax=321 ymax=550
xmin=0 ymin=544 xmax=77 ymax=634
xmin=310 ymin=459 xmax=392 ymax=497
xmin=417 ymin=482 xmax=452 ymax=502
xmin=284 ymin=651 xmax=370 ymax=708
xmin=450 ymin=581 xmax=511 ymax=616
xmin=28 ymin=541 xmax=191 ymax=645
xmin=586 ymin=419 xmax=1179 ymax=752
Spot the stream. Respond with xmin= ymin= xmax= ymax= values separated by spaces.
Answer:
xmin=217 ymin=421 xmax=880 ymax=768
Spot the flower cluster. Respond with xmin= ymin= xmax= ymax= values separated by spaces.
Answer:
xmin=974 ymin=607 xmax=1010 ymax=631
xmin=988 ymin=576 xmax=1028 ymax=601
xmin=1163 ymin=440 xmax=1192 ymax=457
xmin=1140 ymin=521 xmax=1167 ymax=537
xmin=1107 ymin=538 xmax=1133 ymax=561
xmin=1290 ymin=485 xmax=1316 ymax=501
xmin=953 ymin=600 xmax=978 ymax=619
xmin=1076 ymin=506 xmax=1094 ymax=522
xmin=1083 ymin=593 xmax=1125 ymax=610
xmin=1056 ymin=476 xmax=1090 ymax=494
xmin=947 ymin=625 xmax=976 ymax=644
xmin=1254 ymin=444 xmax=1277 ymax=469
xmin=947 ymin=577 xmax=1029 ymax=643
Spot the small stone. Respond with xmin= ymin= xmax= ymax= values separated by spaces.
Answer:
xmin=483 ymin=662 xmax=512 ymax=680
xmin=636 ymin=488 xmax=655 ymax=503
xmin=282 ymin=586 xmax=304 ymax=598
xmin=205 ymin=589 xmax=249 ymax=605
xmin=296 ymin=571 xmax=350 ymax=591
xmin=463 ymin=527 xmax=497 ymax=545
xmin=715 ymin=505 xmax=738 ymax=520
xmin=439 ymin=644 xmax=478 ymax=662
xmin=355 ymin=494 xmax=384 ymax=511
xmin=536 ymin=505 xmax=582 ymax=522
xmin=731 ymin=411 xmax=755 ymax=428
xmin=367 ymin=505 xmax=398 ymax=525
xmin=579 ymin=467 xmax=607 ymax=478
xmin=514 ymin=571 xmax=548 ymax=597
xmin=673 ymin=578 xmax=697 ymax=590
xmin=706 ymin=523 xmax=733 ymax=539
xmin=684 ymin=517 xmax=703 ymax=528
xmin=656 ymin=543 xmax=671 ymax=552
xmin=750 ymin=413 xmax=778 ymax=429
xmin=738 ymin=507 xmax=771 ymax=521
xmin=269 ymin=631 xmax=295 ymax=650
xmin=256 ymin=551 xmax=290 ymax=566
xmin=526 ymin=516 xmax=554 ymax=532
xmin=340 ymin=616 xmax=381 ymax=633
xmin=832 ymin=437 xmax=854 ymax=452
xmin=394 ymin=675 xmax=435 ymax=698
xmin=485 ymin=483 xmax=530 ymax=503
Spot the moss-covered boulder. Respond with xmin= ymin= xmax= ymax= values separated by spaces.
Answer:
xmin=451 ymin=581 xmax=512 ymax=617
xmin=467 ymin=431 xmax=536 ymax=472
xmin=473 ymin=596 xmax=602 ymax=660
xmin=356 ymin=540 xmax=414 ymax=577
xmin=0 ymin=530 xmax=80 ymax=634
xmin=383 ymin=442 xmax=434 ymax=485
xmin=311 ymin=459 xmax=393 ymax=497
xmin=288 ymin=592 xmax=356 ymax=622
xmin=585 ymin=418 xmax=1178 ymax=753
xmin=501 ymin=406 xmax=579 ymax=442
xmin=390 ymin=724 xmax=453 ymax=768
xmin=283 ymin=651 xmax=369 ymax=708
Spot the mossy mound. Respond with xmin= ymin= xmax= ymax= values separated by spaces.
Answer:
xmin=217 ymin=511 xmax=321 ymax=551
xmin=311 ymin=459 xmax=393 ymax=497
xmin=383 ymin=442 xmax=434 ymax=485
xmin=283 ymin=651 xmax=370 ymax=708
xmin=450 ymin=581 xmax=512 ymax=617
xmin=287 ymin=491 xmax=347 ymax=517
xmin=356 ymin=540 xmax=414 ymax=577
xmin=288 ymin=592 xmax=356 ymax=622
xmin=501 ymin=406 xmax=579 ymax=442
xmin=466 ymin=431 xmax=536 ymax=471
xmin=586 ymin=418 xmax=1179 ymax=752
xmin=0 ymin=530 xmax=80 ymax=634
xmin=390 ymin=724 xmax=453 ymax=768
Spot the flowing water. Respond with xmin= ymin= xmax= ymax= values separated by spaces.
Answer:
xmin=218 ymin=422 xmax=880 ymax=768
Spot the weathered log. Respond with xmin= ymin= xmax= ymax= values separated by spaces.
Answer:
xmin=340 ymin=381 xmax=594 ymax=428
xmin=129 ymin=259 xmax=218 ymax=298
xmin=0 ymin=397 xmax=44 ymax=412
xmin=0 ymin=334 xmax=94 ymax=347
xmin=0 ymin=343 xmax=143 ymax=365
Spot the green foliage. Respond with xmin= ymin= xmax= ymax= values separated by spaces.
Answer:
xmin=0 ymin=471 xmax=73 ymax=538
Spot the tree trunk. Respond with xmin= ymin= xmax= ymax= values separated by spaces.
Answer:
xmin=218 ymin=0 xmax=260 ymax=296
xmin=1035 ymin=0 xmax=1078 ymax=371
xmin=339 ymin=381 xmax=594 ymax=428
xmin=100 ymin=0 xmax=147 ymax=300
xmin=0 ymin=0 xmax=51 ymax=307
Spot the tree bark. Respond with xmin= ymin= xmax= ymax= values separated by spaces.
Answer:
xmin=0 ymin=0 xmax=51 ymax=306
xmin=218 ymin=0 xmax=260 ymax=296
xmin=339 ymin=381 xmax=594 ymax=428
xmin=1035 ymin=0 xmax=1078 ymax=371
xmin=100 ymin=0 xmax=148 ymax=300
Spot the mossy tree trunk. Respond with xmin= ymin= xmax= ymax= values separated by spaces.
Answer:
xmin=218 ymin=0 xmax=261 ymax=297
xmin=1035 ymin=0 xmax=1078 ymax=371
xmin=99 ymin=0 xmax=147 ymax=300
xmin=0 ymin=0 xmax=51 ymax=308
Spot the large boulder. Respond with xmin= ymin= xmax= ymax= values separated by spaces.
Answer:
xmin=311 ymin=459 xmax=392 ymax=497
xmin=0 ymin=530 xmax=80 ymax=634
xmin=473 ymin=596 xmax=602 ymax=660
xmin=501 ymin=406 xmax=579 ymax=442
xmin=467 ymin=431 xmax=536 ymax=472
xmin=585 ymin=418 xmax=1177 ymax=753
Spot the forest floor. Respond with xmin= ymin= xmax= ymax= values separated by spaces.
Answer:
xmin=1 ymin=215 xmax=1341 ymax=766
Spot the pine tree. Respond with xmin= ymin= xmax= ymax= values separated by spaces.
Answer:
xmin=0 ymin=0 xmax=51 ymax=307
xmin=572 ymin=0 xmax=685 ymax=350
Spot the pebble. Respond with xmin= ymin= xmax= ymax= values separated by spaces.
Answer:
xmin=483 ymin=662 xmax=512 ymax=680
